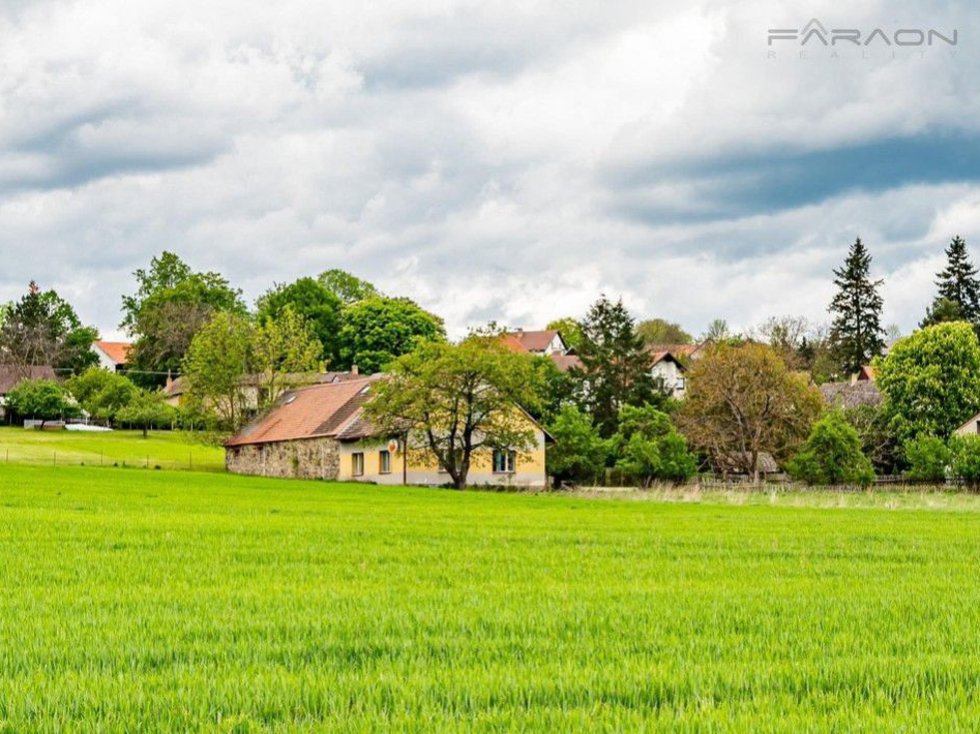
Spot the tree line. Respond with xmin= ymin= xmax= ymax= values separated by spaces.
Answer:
xmin=5 ymin=236 xmax=980 ymax=489
xmin=0 ymin=251 xmax=445 ymax=434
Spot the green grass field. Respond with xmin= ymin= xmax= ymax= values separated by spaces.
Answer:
xmin=0 ymin=426 xmax=225 ymax=471
xmin=3 ymin=465 xmax=980 ymax=731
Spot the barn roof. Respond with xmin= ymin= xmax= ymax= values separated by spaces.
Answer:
xmin=819 ymin=381 xmax=883 ymax=409
xmin=225 ymin=372 xmax=552 ymax=448
xmin=0 ymin=364 xmax=57 ymax=395
xmin=225 ymin=376 xmax=382 ymax=447
xmin=716 ymin=451 xmax=780 ymax=474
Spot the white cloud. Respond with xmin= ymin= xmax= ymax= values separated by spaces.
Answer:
xmin=0 ymin=0 xmax=977 ymax=342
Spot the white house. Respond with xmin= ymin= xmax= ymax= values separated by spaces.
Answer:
xmin=955 ymin=412 xmax=980 ymax=437
xmin=649 ymin=351 xmax=686 ymax=399
xmin=508 ymin=329 xmax=568 ymax=356
xmin=91 ymin=341 xmax=132 ymax=372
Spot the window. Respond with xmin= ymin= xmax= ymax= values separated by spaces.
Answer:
xmin=379 ymin=450 xmax=391 ymax=474
xmin=351 ymin=452 xmax=364 ymax=477
xmin=493 ymin=449 xmax=516 ymax=474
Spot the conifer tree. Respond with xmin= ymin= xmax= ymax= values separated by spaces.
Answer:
xmin=922 ymin=236 xmax=980 ymax=330
xmin=828 ymin=238 xmax=885 ymax=376
xmin=571 ymin=296 xmax=660 ymax=437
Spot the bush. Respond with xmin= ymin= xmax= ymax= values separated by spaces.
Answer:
xmin=903 ymin=435 xmax=950 ymax=483
xmin=545 ymin=405 xmax=607 ymax=486
xmin=6 ymin=379 xmax=77 ymax=426
xmin=950 ymin=435 xmax=980 ymax=489
xmin=787 ymin=412 xmax=875 ymax=486
xmin=611 ymin=404 xmax=697 ymax=486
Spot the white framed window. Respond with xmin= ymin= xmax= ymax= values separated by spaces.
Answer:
xmin=352 ymin=452 xmax=364 ymax=477
xmin=379 ymin=450 xmax=391 ymax=474
xmin=492 ymin=449 xmax=517 ymax=474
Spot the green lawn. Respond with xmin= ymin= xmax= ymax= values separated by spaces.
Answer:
xmin=0 ymin=426 xmax=225 ymax=471
xmin=3 ymin=466 xmax=980 ymax=731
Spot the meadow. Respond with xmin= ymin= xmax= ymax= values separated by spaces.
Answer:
xmin=2 ymin=465 xmax=980 ymax=731
xmin=0 ymin=426 xmax=225 ymax=471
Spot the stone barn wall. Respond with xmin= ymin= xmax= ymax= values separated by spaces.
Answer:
xmin=225 ymin=437 xmax=341 ymax=480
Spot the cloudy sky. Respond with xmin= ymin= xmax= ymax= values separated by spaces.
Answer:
xmin=0 ymin=0 xmax=977 ymax=339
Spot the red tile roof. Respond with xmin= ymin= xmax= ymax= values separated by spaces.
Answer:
xmin=645 ymin=343 xmax=701 ymax=357
xmin=498 ymin=334 xmax=530 ymax=354
xmin=549 ymin=353 xmax=582 ymax=372
xmin=857 ymin=365 xmax=876 ymax=381
xmin=509 ymin=330 xmax=561 ymax=352
xmin=93 ymin=341 xmax=132 ymax=366
xmin=225 ymin=376 xmax=383 ymax=447
xmin=648 ymin=351 xmax=685 ymax=369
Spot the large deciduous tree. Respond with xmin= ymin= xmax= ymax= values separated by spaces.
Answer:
xmin=338 ymin=297 xmax=445 ymax=374
xmin=611 ymin=404 xmax=696 ymax=485
xmin=251 ymin=307 xmax=323 ymax=408
xmin=875 ymin=322 xmax=980 ymax=443
xmin=635 ymin=318 xmax=692 ymax=347
xmin=828 ymin=238 xmax=886 ymax=376
xmin=66 ymin=368 xmax=138 ymax=423
xmin=0 ymin=281 xmax=98 ymax=375
xmin=256 ymin=277 xmax=339 ymax=365
xmin=181 ymin=312 xmax=253 ymax=430
xmin=318 ymin=269 xmax=379 ymax=304
xmin=922 ymin=236 xmax=980 ymax=332
xmin=753 ymin=315 xmax=813 ymax=371
xmin=364 ymin=338 xmax=543 ymax=489
xmin=122 ymin=252 xmax=245 ymax=384
xmin=677 ymin=343 xmax=822 ymax=482
xmin=571 ymin=296 xmax=660 ymax=437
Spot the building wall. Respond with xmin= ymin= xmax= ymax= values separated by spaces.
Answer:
xmin=546 ymin=334 xmax=566 ymax=355
xmin=337 ymin=427 xmax=548 ymax=488
xmin=91 ymin=346 xmax=117 ymax=372
xmin=651 ymin=360 xmax=686 ymax=398
xmin=954 ymin=415 xmax=980 ymax=437
xmin=226 ymin=437 xmax=341 ymax=480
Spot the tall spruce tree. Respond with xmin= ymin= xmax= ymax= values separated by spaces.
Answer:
xmin=828 ymin=238 xmax=885 ymax=376
xmin=571 ymin=296 xmax=660 ymax=437
xmin=922 ymin=236 xmax=980 ymax=330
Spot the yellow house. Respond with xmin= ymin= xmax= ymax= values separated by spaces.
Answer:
xmin=225 ymin=375 xmax=550 ymax=488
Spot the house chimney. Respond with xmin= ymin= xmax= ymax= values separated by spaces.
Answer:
xmin=165 ymin=371 xmax=173 ymax=389
xmin=351 ymin=364 xmax=359 ymax=376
